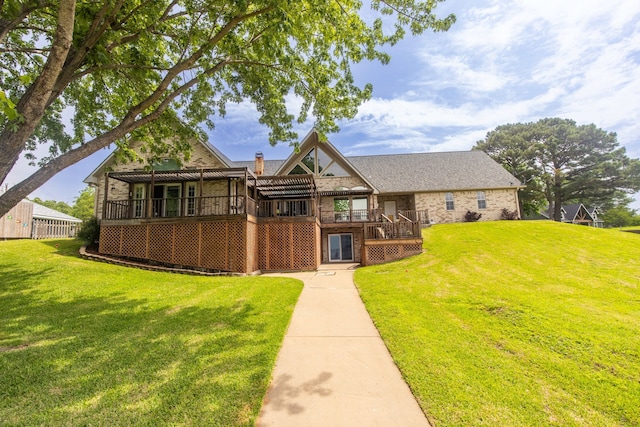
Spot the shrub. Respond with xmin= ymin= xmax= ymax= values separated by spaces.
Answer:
xmin=464 ymin=210 xmax=482 ymax=222
xmin=77 ymin=216 xmax=100 ymax=245
xmin=501 ymin=208 xmax=519 ymax=220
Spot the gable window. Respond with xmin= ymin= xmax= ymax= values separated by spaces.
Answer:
xmin=477 ymin=191 xmax=487 ymax=209
xmin=151 ymin=158 xmax=180 ymax=171
xmin=445 ymin=192 xmax=454 ymax=211
xmin=288 ymin=147 xmax=350 ymax=177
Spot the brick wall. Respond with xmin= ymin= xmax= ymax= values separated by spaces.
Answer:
xmin=415 ymin=188 xmax=519 ymax=224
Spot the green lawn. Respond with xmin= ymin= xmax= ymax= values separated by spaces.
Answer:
xmin=355 ymin=221 xmax=640 ymax=427
xmin=0 ymin=239 xmax=302 ymax=426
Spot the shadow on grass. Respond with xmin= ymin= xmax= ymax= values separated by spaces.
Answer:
xmin=0 ymin=260 xmax=274 ymax=426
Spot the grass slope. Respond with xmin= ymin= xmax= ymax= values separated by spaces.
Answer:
xmin=0 ymin=239 xmax=302 ymax=426
xmin=355 ymin=221 xmax=640 ymax=427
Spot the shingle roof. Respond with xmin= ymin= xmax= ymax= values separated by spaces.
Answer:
xmin=233 ymin=150 xmax=521 ymax=193
xmin=234 ymin=160 xmax=282 ymax=176
xmin=346 ymin=151 xmax=521 ymax=193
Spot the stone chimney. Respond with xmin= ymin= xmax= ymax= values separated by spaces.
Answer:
xmin=255 ymin=151 xmax=264 ymax=176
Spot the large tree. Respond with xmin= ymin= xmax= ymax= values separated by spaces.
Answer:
xmin=474 ymin=118 xmax=640 ymax=220
xmin=0 ymin=0 xmax=455 ymax=217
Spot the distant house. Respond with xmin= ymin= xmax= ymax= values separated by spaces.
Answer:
xmin=0 ymin=200 xmax=82 ymax=239
xmin=560 ymin=204 xmax=604 ymax=228
xmin=83 ymin=128 xmax=523 ymax=273
xmin=530 ymin=203 xmax=604 ymax=228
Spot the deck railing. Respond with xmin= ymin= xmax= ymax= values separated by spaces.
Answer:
xmin=104 ymin=195 xmax=257 ymax=220
xmin=364 ymin=220 xmax=421 ymax=240
xmin=398 ymin=209 xmax=430 ymax=224
xmin=319 ymin=209 xmax=383 ymax=223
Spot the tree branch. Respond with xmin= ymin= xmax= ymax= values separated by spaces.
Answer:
xmin=0 ymin=1 xmax=51 ymax=44
xmin=0 ymin=0 xmax=76 ymax=184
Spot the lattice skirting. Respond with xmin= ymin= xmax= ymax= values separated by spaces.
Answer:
xmin=362 ymin=241 xmax=423 ymax=266
xmin=258 ymin=221 xmax=320 ymax=271
xmin=99 ymin=221 xmax=250 ymax=273
xmin=99 ymin=219 xmax=318 ymax=273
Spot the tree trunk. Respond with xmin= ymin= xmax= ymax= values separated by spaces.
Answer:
xmin=553 ymin=186 xmax=563 ymax=221
xmin=0 ymin=0 xmax=76 ymax=184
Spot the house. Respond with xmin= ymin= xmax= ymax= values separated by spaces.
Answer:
xmin=532 ymin=203 xmax=604 ymax=227
xmin=0 ymin=199 xmax=82 ymax=239
xmin=561 ymin=203 xmax=604 ymax=227
xmin=83 ymin=129 xmax=522 ymax=274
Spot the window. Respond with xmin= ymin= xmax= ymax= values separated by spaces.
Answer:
xmin=352 ymin=197 xmax=368 ymax=221
xmin=334 ymin=197 xmax=350 ymax=221
xmin=333 ymin=196 xmax=369 ymax=221
xmin=287 ymin=146 xmax=350 ymax=177
xmin=186 ymin=183 xmax=198 ymax=216
xmin=445 ymin=192 xmax=454 ymax=211
xmin=477 ymin=191 xmax=486 ymax=209
xmin=151 ymin=158 xmax=180 ymax=171
xmin=133 ymin=184 xmax=145 ymax=218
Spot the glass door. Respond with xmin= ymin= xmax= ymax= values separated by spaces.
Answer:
xmin=153 ymin=184 xmax=182 ymax=217
xmin=328 ymin=233 xmax=353 ymax=262
xmin=165 ymin=184 xmax=181 ymax=217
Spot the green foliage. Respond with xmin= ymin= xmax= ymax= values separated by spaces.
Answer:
xmin=71 ymin=186 xmax=95 ymax=221
xmin=474 ymin=118 xmax=640 ymax=219
xmin=76 ymin=216 xmax=99 ymax=244
xmin=601 ymin=205 xmax=640 ymax=227
xmin=0 ymin=239 xmax=302 ymax=425
xmin=355 ymin=222 xmax=640 ymax=426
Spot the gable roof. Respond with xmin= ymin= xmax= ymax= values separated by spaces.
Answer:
xmin=29 ymin=201 xmax=82 ymax=222
xmin=271 ymin=128 xmax=378 ymax=191
xmin=562 ymin=203 xmax=594 ymax=222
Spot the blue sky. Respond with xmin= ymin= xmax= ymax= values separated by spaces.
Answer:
xmin=6 ymin=0 xmax=640 ymax=208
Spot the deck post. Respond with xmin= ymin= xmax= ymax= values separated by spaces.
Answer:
xmin=198 ymin=168 xmax=204 ymax=215
xmin=103 ymin=173 xmax=110 ymax=220
xmin=244 ymin=168 xmax=249 ymax=215
xmin=147 ymin=170 xmax=155 ymax=217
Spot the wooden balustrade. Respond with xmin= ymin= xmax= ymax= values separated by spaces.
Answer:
xmin=104 ymin=195 xmax=257 ymax=220
xmin=364 ymin=221 xmax=421 ymax=240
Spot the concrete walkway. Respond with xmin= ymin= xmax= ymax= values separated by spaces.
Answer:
xmin=257 ymin=264 xmax=430 ymax=427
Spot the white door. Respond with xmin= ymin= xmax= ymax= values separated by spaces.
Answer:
xmin=384 ymin=201 xmax=396 ymax=221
